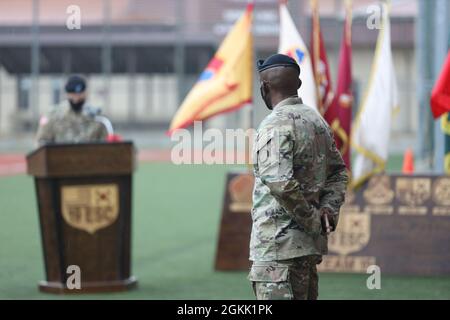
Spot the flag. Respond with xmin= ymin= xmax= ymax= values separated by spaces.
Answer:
xmin=168 ymin=4 xmax=253 ymax=134
xmin=325 ymin=0 xmax=353 ymax=169
xmin=279 ymin=1 xmax=318 ymax=110
xmin=430 ymin=51 xmax=450 ymax=119
xmin=442 ymin=113 xmax=450 ymax=174
xmin=431 ymin=50 xmax=450 ymax=174
xmin=352 ymin=3 xmax=398 ymax=187
xmin=310 ymin=0 xmax=334 ymax=115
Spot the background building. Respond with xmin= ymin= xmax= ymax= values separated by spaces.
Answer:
xmin=0 ymin=0 xmax=438 ymax=167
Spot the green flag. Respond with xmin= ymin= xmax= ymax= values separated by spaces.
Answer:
xmin=443 ymin=113 xmax=450 ymax=174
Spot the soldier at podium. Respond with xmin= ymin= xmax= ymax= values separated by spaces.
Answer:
xmin=36 ymin=75 xmax=112 ymax=146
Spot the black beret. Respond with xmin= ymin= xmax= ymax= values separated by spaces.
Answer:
xmin=257 ymin=54 xmax=300 ymax=73
xmin=65 ymin=75 xmax=87 ymax=93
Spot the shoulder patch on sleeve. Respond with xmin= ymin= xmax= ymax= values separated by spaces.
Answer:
xmin=256 ymin=130 xmax=275 ymax=152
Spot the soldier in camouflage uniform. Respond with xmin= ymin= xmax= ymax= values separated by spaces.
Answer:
xmin=36 ymin=75 xmax=109 ymax=146
xmin=248 ymin=54 xmax=348 ymax=300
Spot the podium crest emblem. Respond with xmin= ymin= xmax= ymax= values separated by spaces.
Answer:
xmin=61 ymin=184 xmax=119 ymax=234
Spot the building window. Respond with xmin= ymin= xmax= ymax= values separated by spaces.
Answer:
xmin=52 ymin=79 xmax=61 ymax=105
xmin=17 ymin=76 xmax=31 ymax=110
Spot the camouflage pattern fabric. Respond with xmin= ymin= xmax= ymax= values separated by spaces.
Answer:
xmin=36 ymin=105 xmax=108 ymax=146
xmin=248 ymin=255 xmax=321 ymax=300
xmin=250 ymin=97 xmax=348 ymax=262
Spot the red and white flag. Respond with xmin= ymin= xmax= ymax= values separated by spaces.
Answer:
xmin=325 ymin=0 xmax=353 ymax=169
xmin=310 ymin=0 xmax=334 ymax=115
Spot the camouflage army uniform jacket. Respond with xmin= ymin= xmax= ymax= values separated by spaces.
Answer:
xmin=36 ymin=105 xmax=108 ymax=146
xmin=250 ymin=97 xmax=348 ymax=262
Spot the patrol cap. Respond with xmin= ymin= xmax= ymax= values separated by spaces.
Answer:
xmin=257 ymin=54 xmax=300 ymax=74
xmin=65 ymin=75 xmax=87 ymax=93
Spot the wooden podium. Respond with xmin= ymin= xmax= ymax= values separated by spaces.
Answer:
xmin=27 ymin=142 xmax=137 ymax=293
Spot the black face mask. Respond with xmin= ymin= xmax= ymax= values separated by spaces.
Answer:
xmin=69 ymin=99 xmax=85 ymax=113
xmin=260 ymin=83 xmax=272 ymax=110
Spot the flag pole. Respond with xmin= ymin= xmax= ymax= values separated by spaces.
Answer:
xmin=310 ymin=0 xmax=323 ymax=115
xmin=344 ymin=0 xmax=353 ymax=183
xmin=246 ymin=0 xmax=255 ymax=168
xmin=345 ymin=0 xmax=352 ymax=46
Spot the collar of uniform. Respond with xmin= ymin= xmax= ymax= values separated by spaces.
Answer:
xmin=273 ymin=96 xmax=303 ymax=111
xmin=65 ymin=106 xmax=86 ymax=118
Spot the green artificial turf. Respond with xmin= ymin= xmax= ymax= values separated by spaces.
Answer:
xmin=0 ymin=159 xmax=449 ymax=300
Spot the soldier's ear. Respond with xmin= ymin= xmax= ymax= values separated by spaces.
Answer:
xmin=297 ymin=79 xmax=302 ymax=89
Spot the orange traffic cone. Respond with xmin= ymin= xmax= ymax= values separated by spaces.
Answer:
xmin=402 ymin=149 xmax=414 ymax=174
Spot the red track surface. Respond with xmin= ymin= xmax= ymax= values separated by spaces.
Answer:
xmin=0 ymin=154 xmax=27 ymax=176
